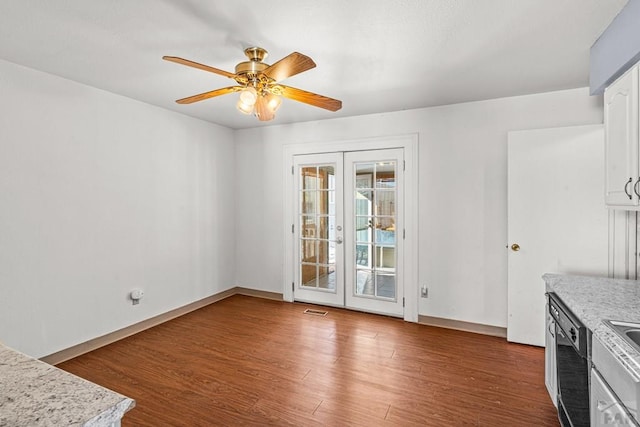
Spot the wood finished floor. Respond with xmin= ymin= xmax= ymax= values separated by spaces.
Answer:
xmin=58 ymin=295 xmax=559 ymax=426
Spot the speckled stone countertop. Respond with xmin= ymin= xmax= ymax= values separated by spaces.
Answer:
xmin=0 ymin=343 xmax=134 ymax=426
xmin=544 ymin=273 xmax=640 ymax=381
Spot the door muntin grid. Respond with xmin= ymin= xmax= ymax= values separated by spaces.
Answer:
xmin=354 ymin=161 xmax=396 ymax=300
xmin=299 ymin=165 xmax=336 ymax=291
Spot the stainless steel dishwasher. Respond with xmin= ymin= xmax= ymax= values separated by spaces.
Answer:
xmin=591 ymin=331 xmax=640 ymax=426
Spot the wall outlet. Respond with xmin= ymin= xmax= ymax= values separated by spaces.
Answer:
xmin=130 ymin=289 xmax=144 ymax=305
xmin=421 ymin=286 xmax=428 ymax=298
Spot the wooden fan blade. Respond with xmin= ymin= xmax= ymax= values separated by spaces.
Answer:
xmin=176 ymin=86 xmax=241 ymax=104
xmin=278 ymin=85 xmax=342 ymax=111
xmin=263 ymin=52 xmax=316 ymax=82
xmin=163 ymin=56 xmax=236 ymax=79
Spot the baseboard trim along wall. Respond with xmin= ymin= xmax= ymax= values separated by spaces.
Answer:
xmin=42 ymin=290 xmax=507 ymax=365
xmin=418 ymin=315 xmax=507 ymax=338
xmin=41 ymin=287 xmax=282 ymax=365
xmin=234 ymin=287 xmax=283 ymax=301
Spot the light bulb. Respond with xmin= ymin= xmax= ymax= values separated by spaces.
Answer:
xmin=254 ymin=94 xmax=275 ymax=121
xmin=265 ymin=93 xmax=282 ymax=112
xmin=239 ymin=87 xmax=257 ymax=106
xmin=236 ymin=99 xmax=254 ymax=115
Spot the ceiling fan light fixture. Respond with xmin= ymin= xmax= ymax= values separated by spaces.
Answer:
xmin=255 ymin=94 xmax=276 ymax=121
xmin=236 ymin=98 xmax=254 ymax=115
xmin=265 ymin=92 xmax=282 ymax=113
xmin=239 ymin=86 xmax=257 ymax=106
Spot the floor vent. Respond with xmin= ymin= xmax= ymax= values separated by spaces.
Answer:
xmin=303 ymin=309 xmax=328 ymax=316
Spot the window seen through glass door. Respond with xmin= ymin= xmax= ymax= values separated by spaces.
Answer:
xmin=299 ymin=165 xmax=336 ymax=290
xmin=354 ymin=162 xmax=396 ymax=299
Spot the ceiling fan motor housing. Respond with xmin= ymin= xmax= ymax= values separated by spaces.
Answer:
xmin=235 ymin=47 xmax=269 ymax=78
xmin=235 ymin=60 xmax=268 ymax=77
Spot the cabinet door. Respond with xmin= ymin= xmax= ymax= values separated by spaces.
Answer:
xmin=590 ymin=368 xmax=637 ymax=426
xmin=608 ymin=210 xmax=638 ymax=279
xmin=605 ymin=66 xmax=639 ymax=207
xmin=544 ymin=306 xmax=557 ymax=407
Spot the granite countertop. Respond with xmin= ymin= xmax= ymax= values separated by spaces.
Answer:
xmin=544 ymin=273 xmax=640 ymax=381
xmin=0 ymin=343 xmax=134 ymax=426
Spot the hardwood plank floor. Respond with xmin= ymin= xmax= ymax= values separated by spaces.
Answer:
xmin=58 ymin=295 xmax=559 ymax=426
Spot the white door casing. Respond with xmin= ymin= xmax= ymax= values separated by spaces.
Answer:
xmin=507 ymin=125 xmax=609 ymax=346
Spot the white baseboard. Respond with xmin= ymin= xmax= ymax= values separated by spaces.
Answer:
xmin=418 ymin=315 xmax=507 ymax=338
xmin=42 ymin=290 xmax=507 ymax=365
xmin=41 ymin=287 xmax=283 ymax=365
xmin=234 ymin=287 xmax=284 ymax=301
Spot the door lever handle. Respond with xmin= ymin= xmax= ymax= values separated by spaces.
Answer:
xmin=335 ymin=236 xmax=343 ymax=244
xmin=625 ymin=177 xmax=633 ymax=200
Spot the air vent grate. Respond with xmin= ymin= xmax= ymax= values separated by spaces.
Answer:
xmin=303 ymin=309 xmax=328 ymax=316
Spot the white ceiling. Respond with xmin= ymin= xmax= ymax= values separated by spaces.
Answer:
xmin=0 ymin=0 xmax=628 ymax=130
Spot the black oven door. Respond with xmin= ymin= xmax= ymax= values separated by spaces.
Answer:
xmin=555 ymin=323 xmax=590 ymax=427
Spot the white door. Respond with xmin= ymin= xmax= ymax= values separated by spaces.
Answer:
xmin=292 ymin=149 xmax=404 ymax=317
xmin=344 ymin=149 xmax=404 ymax=316
xmin=507 ymin=125 xmax=609 ymax=346
xmin=293 ymin=153 xmax=344 ymax=306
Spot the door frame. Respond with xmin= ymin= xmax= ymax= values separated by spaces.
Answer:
xmin=282 ymin=134 xmax=419 ymax=322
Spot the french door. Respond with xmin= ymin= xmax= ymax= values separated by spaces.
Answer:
xmin=292 ymin=149 xmax=404 ymax=317
xmin=293 ymin=152 xmax=345 ymax=306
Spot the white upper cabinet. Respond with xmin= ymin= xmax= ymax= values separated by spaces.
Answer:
xmin=604 ymin=64 xmax=639 ymax=208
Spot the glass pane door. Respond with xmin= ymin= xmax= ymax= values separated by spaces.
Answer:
xmin=292 ymin=153 xmax=344 ymax=306
xmin=291 ymin=149 xmax=403 ymax=317
xmin=345 ymin=149 xmax=404 ymax=316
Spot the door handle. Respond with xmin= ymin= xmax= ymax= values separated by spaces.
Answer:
xmin=336 ymin=236 xmax=343 ymax=244
xmin=634 ymin=178 xmax=640 ymax=198
xmin=511 ymin=243 xmax=520 ymax=252
xmin=625 ymin=177 xmax=633 ymax=200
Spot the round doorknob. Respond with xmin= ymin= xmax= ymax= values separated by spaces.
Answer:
xmin=511 ymin=243 xmax=520 ymax=251
xmin=336 ymin=236 xmax=343 ymax=244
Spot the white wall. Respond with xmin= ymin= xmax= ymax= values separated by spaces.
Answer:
xmin=234 ymin=88 xmax=603 ymax=328
xmin=0 ymin=55 xmax=605 ymax=358
xmin=0 ymin=59 xmax=236 ymax=358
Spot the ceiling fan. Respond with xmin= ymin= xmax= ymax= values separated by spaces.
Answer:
xmin=163 ymin=47 xmax=342 ymax=121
